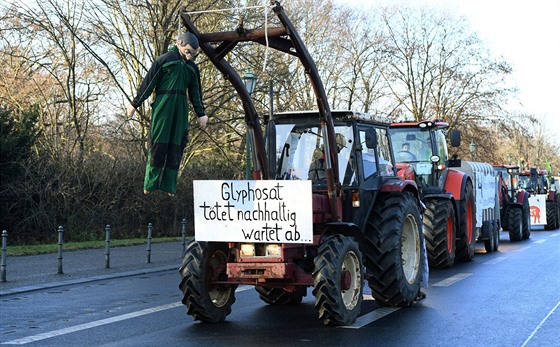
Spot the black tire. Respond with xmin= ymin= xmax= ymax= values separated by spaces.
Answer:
xmin=483 ymin=221 xmax=494 ymax=253
xmin=423 ymin=199 xmax=455 ymax=268
xmin=456 ymin=181 xmax=476 ymax=261
xmin=501 ymin=206 xmax=509 ymax=231
xmin=522 ymin=198 xmax=531 ymax=239
xmin=312 ymin=235 xmax=363 ymax=326
xmin=364 ymin=192 xmax=425 ymax=306
xmin=255 ymin=286 xmax=307 ymax=305
xmin=508 ymin=207 xmax=523 ymax=241
xmin=545 ymin=195 xmax=559 ymax=230
xmin=179 ymin=241 xmax=237 ymax=323
xmin=493 ymin=219 xmax=500 ymax=251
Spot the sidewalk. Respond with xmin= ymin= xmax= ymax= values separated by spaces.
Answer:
xmin=0 ymin=242 xmax=186 ymax=296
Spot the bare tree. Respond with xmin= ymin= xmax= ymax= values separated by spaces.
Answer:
xmin=378 ymin=5 xmax=513 ymax=130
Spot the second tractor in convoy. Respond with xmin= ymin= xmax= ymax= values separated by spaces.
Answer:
xmin=389 ymin=120 xmax=501 ymax=268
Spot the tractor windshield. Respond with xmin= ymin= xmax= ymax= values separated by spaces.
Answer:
xmin=389 ymin=127 xmax=435 ymax=163
xmin=274 ymin=123 xmax=354 ymax=185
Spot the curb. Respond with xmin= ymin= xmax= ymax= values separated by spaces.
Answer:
xmin=0 ymin=265 xmax=178 ymax=297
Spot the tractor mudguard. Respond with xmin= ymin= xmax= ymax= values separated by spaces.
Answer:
xmin=443 ymin=169 xmax=470 ymax=201
xmin=380 ymin=179 xmax=418 ymax=195
xmin=516 ymin=190 xmax=530 ymax=205
xmin=547 ymin=190 xmax=557 ymax=202
xmin=380 ymin=179 xmax=422 ymax=210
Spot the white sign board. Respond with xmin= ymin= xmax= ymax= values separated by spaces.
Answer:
xmin=528 ymin=194 xmax=547 ymax=225
xmin=193 ymin=180 xmax=313 ymax=243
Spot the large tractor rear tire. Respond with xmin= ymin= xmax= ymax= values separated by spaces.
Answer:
xmin=179 ymin=241 xmax=237 ymax=323
xmin=312 ymin=235 xmax=363 ymax=326
xmin=508 ymin=207 xmax=523 ymax=241
xmin=255 ymin=286 xmax=307 ymax=305
xmin=364 ymin=192 xmax=425 ymax=306
xmin=456 ymin=181 xmax=476 ymax=261
xmin=522 ymin=198 xmax=531 ymax=239
xmin=424 ymin=199 xmax=455 ymax=269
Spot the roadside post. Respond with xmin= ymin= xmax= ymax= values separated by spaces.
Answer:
xmin=57 ymin=226 xmax=64 ymax=274
xmin=105 ymin=224 xmax=111 ymax=269
xmin=146 ymin=223 xmax=153 ymax=264
xmin=1 ymin=230 xmax=7 ymax=282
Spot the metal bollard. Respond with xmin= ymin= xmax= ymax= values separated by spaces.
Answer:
xmin=181 ymin=218 xmax=187 ymax=254
xmin=1 ymin=230 xmax=7 ymax=282
xmin=57 ymin=226 xmax=64 ymax=274
xmin=105 ymin=224 xmax=111 ymax=269
xmin=146 ymin=223 xmax=153 ymax=264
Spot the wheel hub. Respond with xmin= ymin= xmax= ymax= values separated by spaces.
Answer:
xmin=340 ymin=270 xmax=351 ymax=290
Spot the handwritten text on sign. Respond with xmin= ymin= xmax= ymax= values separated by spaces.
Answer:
xmin=193 ymin=180 xmax=313 ymax=243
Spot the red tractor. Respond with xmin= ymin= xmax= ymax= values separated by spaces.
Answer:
xmin=493 ymin=165 xmax=531 ymax=240
xmin=389 ymin=120 xmax=501 ymax=268
xmin=178 ymin=2 xmax=426 ymax=326
xmin=518 ymin=168 xmax=559 ymax=230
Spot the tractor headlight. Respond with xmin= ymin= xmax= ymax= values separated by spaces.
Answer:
xmin=266 ymin=244 xmax=281 ymax=257
xmin=240 ymin=243 xmax=255 ymax=257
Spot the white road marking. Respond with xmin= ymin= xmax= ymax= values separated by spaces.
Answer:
xmin=550 ymin=233 xmax=560 ymax=237
xmin=2 ymin=285 xmax=253 ymax=345
xmin=432 ymin=273 xmax=472 ymax=287
xmin=520 ymin=300 xmax=560 ymax=347
xmin=512 ymin=246 xmax=531 ymax=252
xmin=340 ymin=307 xmax=401 ymax=329
xmin=484 ymin=256 xmax=507 ymax=265
xmin=1 ymin=302 xmax=183 ymax=345
xmin=534 ymin=239 xmax=547 ymax=244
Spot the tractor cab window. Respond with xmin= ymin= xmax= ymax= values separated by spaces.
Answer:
xmin=434 ymin=130 xmax=448 ymax=163
xmin=389 ymin=127 xmax=431 ymax=163
xmin=274 ymin=123 xmax=354 ymax=185
xmin=359 ymin=127 xmax=395 ymax=179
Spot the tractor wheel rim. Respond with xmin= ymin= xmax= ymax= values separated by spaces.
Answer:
xmin=341 ymin=251 xmax=361 ymax=310
xmin=402 ymin=214 xmax=420 ymax=284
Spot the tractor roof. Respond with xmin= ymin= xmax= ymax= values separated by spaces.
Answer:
xmin=390 ymin=119 xmax=449 ymax=130
xmin=519 ymin=169 xmax=548 ymax=176
xmin=273 ymin=110 xmax=391 ymax=125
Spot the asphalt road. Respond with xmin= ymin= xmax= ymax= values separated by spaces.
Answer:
xmin=1 ymin=227 xmax=559 ymax=347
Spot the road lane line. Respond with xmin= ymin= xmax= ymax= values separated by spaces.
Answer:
xmin=533 ymin=239 xmax=546 ymax=244
xmin=550 ymin=233 xmax=559 ymax=237
xmin=512 ymin=246 xmax=531 ymax=252
xmin=520 ymin=300 xmax=560 ymax=347
xmin=484 ymin=256 xmax=507 ymax=265
xmin=432 ymin=273 xmax=472 ymax=287
xmin=2 ymin=285 xmax=253 ymax=345
xmin=340 ymin=307 xmax=401 ymax=329
xmin=1 ymin=302 xmax=183 ymax=345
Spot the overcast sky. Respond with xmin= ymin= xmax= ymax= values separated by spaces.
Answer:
xmin=335 ymin=0 xmax=560 ymax=148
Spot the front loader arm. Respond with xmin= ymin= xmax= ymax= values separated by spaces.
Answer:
xmin=180 ymin=1 xmax=340 ymax=220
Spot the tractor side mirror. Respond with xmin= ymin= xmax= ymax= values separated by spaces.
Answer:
xmin=450 ymin=130 xmax=461 ymax=147
xmin=365 ymin=128 xmax=378 ymax=149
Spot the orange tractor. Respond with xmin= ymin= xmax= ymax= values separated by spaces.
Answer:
xmin=389 ymin=120 xmax=501 ymax=268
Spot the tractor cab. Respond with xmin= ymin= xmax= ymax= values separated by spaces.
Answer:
xmin=389 ymin=120 xmax=450 ymax=194
xmin=518 ymin=168 xmax=549 ymax=195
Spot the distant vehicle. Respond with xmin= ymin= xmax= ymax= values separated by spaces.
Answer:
xmin=493 ymin=165 xmax=531 ymax=241
xmin=518 ymin=168 xmax=559 ymax=230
